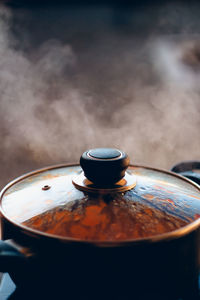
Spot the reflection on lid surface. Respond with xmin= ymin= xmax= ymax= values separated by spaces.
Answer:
xmin=1 ymin=165 xmax=200 ymax=241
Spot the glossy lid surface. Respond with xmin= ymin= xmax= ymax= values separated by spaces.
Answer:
xmin=1 ymin=164 xmax=200 ymax=242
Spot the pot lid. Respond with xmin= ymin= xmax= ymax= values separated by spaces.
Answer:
xmin=1 ymin=148 xmax=200 ymax=242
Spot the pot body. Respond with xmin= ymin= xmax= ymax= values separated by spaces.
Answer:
xmin=1 ymin=217 xmax=200 ymax=300
xmin=0 ymin=161 xmax=200 ymax=299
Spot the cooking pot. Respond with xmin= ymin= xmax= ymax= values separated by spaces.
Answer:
xmin=0 ymin=148 xmax=200 ymax=299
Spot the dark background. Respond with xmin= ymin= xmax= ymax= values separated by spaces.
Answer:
xmin=0 ymin=0 xmax=200 ymax=188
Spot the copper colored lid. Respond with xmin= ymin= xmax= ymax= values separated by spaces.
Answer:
xmin=1 ymin=148 xmax=200 ymax=242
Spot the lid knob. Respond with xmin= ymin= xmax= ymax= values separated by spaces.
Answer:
xmin=80 ymin=148 xmax=130 ymax=186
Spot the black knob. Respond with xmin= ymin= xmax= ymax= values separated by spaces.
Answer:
xmin=80 ymin=148 xmax=130 ymax=186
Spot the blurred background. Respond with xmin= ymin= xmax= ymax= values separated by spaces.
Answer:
xmin=0 ymin=0 xmax=200 ymax=188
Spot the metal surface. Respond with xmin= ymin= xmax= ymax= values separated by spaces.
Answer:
xmin=0 ymin=163 xmax=200 ymax=242
xmin=72 ymin=171 xmax=137 ymax=193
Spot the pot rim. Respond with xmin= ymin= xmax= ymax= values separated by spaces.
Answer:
xmin=0 ymin=163 xmax=200 ymax=247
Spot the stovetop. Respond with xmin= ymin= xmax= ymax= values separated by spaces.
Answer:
xmin=0 ymin=272 xmax=200 ymax=300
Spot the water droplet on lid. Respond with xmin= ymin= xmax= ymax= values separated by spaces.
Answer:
xmin=140 ymin=187 xmax=146 ymax=190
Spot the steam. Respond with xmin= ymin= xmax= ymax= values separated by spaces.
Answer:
xmin=0 ymin=3 xmax=200 ymax=187
xmin=153 ymin=38 xmax=200 ymax=89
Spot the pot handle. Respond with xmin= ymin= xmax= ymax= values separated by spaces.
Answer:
xmin=0 ymin=240 xmax=26 ymax=272
xmin=171 ymin=161 xmax=200 ymax=185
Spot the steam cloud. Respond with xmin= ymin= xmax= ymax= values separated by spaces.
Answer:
xmin=0 ymin=2 xmax=200 ymax=187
